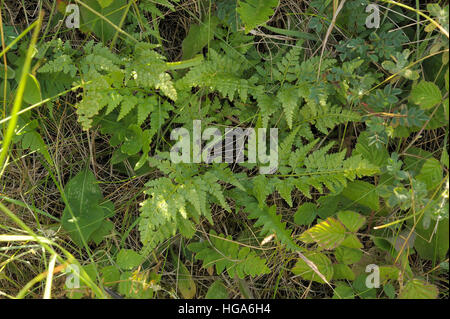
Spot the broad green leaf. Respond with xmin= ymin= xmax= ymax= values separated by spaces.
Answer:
xmin=398 ymin=278 xmax=439 ymax=299
xmin=341 ymin=181 xmax=380 ymax=211
xmin=332 ymin=282 xmax=354 ymax=299
xmin=101 ymin=265 xmax=120 ymax=287
xmin=0 ymin=63 xmax=15 ymax=79
xmin=340 ymin=234 xmax=363 ymax=249
xmin=332 ymin=264 xmax=355 ymax=280
xmin=335 ymin=246 xmax=362 ymax=265
xmin=294 ymin=202 xmax=317 ymax=226
xmin=61 ymin=168 xmax=108 ymax=247
xmin=23 ymin=73 xmax=42 ymax=105
xmin=384 ymin=283 xmax=396 ymax=299
xmin=97 ymin=0 xmax=114 ymax=8
xmin=337 ymin=210 xmax=366 ymax=232
xmin=352 ymin=274 xmax=377 ymax=299
xmin=299 ymin=217 xmax=346 ymax=249
xmin=291 ymin=251 xmax=333 ymax=284
xmin=205 ymin=280 xmax=229 ymax=299
xmin=416 ymin=158 xmax=443 ymax=191
xmin=237 ymin=0 xmax=279 ymax=33
xmin=80 ymin=0 xmax=128 ymax=43
xmin=182 ymin=17 xmax=219 ymax=60
xmin=175 ymin=257 xmax=196 ymax=299
xmin=379 ymin=265 xmax=400 ymax=283
xmin=409 ymin=81 xmax=442 ymax=110
xmin=116 ymin=249 xmax=144 ymax=270
xmin=21 ymin=131 xmax=52 ymax=164
xmin=414 ymin=218 xmax=449 ymax=263
xmin=90 ymin=219 xmax=114 ymax=245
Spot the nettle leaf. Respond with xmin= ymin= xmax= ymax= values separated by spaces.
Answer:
xmin=337 ymin=210 xmax=366 ymax=233
xmin=61 ymin=168 xmax=114 ymax=247
xmin=299 ymin=217 xmax=346 ymax=249
xmin=399 ymin=278 xmax=439 ymax=299
xmin=291 ymin=251 xmax=333 ymax=284
xmin=237 ymin=0 xmax=279 ymax=33
xmin=409 ymin=81 xmax=442 ymax=110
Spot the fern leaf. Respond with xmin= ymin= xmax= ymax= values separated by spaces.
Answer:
xmin=188 ymin=231 xmax=270 ymax=278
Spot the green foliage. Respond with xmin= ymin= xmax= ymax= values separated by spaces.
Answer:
xmin=409 ymin=80 xmax=443 ymax=110
xmin=2 ymin=0 xmax=449 ymax=300
xmin=61 ymin=168 xmax=115 ymax=247
xmin=291 ymin=251 xmax=333 ymax=284
xmin=205 ymin=280 xmax=229 ymax=299
xmin=399 ymin=278 xmax=439 ymax=299
xmin=237 ymin=0 xmax=278 ymax=33
xmin=188 ymin=231 xmax=270 ymax=279
xmin=139 ymin=161 xmax=230 ymax=253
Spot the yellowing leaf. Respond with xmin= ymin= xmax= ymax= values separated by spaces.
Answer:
xmin=299 ymin=217 xmax=346 ymax=249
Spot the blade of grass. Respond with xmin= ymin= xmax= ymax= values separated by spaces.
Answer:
xmin=0 ymin=13 xmax=43 ymax=177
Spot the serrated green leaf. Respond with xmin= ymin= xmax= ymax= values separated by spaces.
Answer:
xmin=332 ymin=264 xmax=355 ymax=280
xmin=337 ymin=210 xmax=366 ymax=232
xmin=410 ymin=81 xmax=442 ymax=110
xmin=299 ymin=217 xmax=346 ymax=249
xmin=399 ymin=278 xmax=439 ymax=299
xmin=291 ymin=251 xmax=333 ymax=284
xmin=116 ymin=249 xmax=144 ymax=270
xmin=335 ymin=246 xmax=362 ymax=265
xmin=416 ymin=158 xmax=443 ymax=191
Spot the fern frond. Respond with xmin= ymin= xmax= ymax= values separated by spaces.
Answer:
xmin=179 ymin=50 xmax=257 ymax=102
xmin=299 ymin=102 xmax=361 ymax=135
xmin=139 ymin=168 xmax=230 ymax=253
xmin=188 ymin=230 xmax=270 ymax=278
